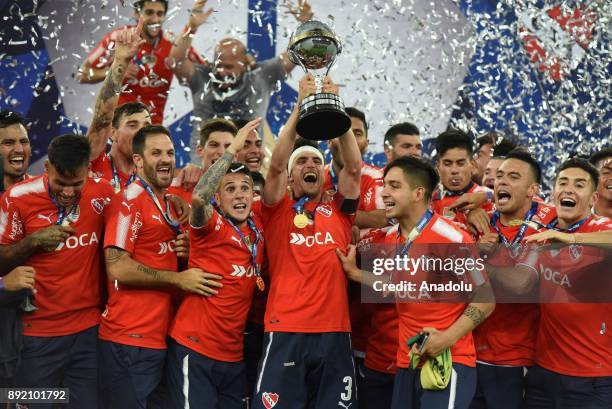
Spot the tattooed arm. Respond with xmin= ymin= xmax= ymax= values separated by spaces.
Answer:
xmin=87 ymin=19 xmax=146 ymax=161
xmin=191 ymin=118 xmax=262 ymax=227
xmin=104 ymin=246 xmax=221 ymax=295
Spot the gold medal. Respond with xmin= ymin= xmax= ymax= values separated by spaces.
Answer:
xmin=508 ymin=219 xmax=523 ymax=227
xmin=293 ymin=213 xmax=309 ymax=228
xmin=256 ymin=276 xmax=265 ymax=292
xmin=61 ymin=218 xmax=71 ymax=227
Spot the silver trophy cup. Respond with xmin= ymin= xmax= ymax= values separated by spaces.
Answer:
xmin=288 ymin=20 xmax=351 ymax=140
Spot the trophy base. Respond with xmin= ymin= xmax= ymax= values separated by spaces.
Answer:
xmin=296 ymin=93 xmax=351 ymax=140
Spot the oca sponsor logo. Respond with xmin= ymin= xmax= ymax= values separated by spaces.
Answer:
xmin=55 ymin=232 xmax=100 ymax=251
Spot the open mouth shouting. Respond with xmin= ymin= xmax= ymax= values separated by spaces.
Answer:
xmin=496 ymin=190 xmax=512 ymax=205
xmin=245 ymin=156 xmax=261 ymax=170
xmin=303 ymin=171 xmax=318 ymax=185
xmin=156 ymin=164 xmax=172 ymax=179
xmin=559 ymin=197 xmax=577 ymax=208
xmin=8 ymin=155 xmax=25 ymax=171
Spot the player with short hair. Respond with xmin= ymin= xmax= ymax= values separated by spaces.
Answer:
xmin=467 ymin=148 xmax=556 ymax=409
xmin=520 ymin=158 xmax=612 ymax=408
xmin=337 ymin=155 xmax=495 ymax=409
xmin=432 ymin=129 xmax=493 ymax=227
xmin=383 ymin=122 xmax=423 ymax=162
xmin=167 ymin=118 xmax=265 ymax=408
xmin=0 ymin=134 xmax=114 ymax=409
xmin=98 ymin=124 xmax=214 ymax=408
xmin=77 ymin=0 xmax=204 ymax=123
xmin=0 ymin=110 xmax=31 ymax=194
xmin=252 ymin=74 xmax=361 ymax=408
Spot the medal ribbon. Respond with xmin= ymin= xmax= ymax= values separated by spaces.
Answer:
xmin=221 ymin=212 xmax=263 ymax=282
xmin=109 ymin=154 xmax=136 ymax=191
xmin=396 ymin=209 xmax=434 ymax=257
xmin=135 ymin=176 xmax=181 ymax=234
xmin=292 ymin=196 xmax=310 ymax=215
xmin=47 ymin=181 xmax=78 ymax=225
xmin=490 ymin=201 xmax=539 ymax=247
xmin=548 ymin=216 xmax=590 ymax=233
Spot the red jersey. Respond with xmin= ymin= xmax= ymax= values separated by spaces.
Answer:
xmin=261 ymin=193 xmax=353 ymax=332
xmin=0 ymin=175 xmax=113 ymax=336
xmin=167 ymin=177 xmax=193 ymax=205
xmin=393 ymin=213 xmax=486 ymax=368
xmin=100 ymin=180 xmax=180 ymax=349
xmin=431 ymin=182 xmax=493 ymax=228
xmin=90 ymin=151 xmax=135 ymax=192
xmin=86 ymin=27 xmax=204 ymax=123
xmin=323 ymin=162 xmax=384 ymax=212
xmin=473 ymin=201 xmax=557 ymax=366
xmin=170 ymin=209 xmax=264 ymax=361
xmin=535 ymin=215 xmax=612 ymax=376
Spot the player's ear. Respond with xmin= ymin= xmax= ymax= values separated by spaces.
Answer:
xmin=527 ymin=182 xmax=539 ymax=199
xmin=44 ymin=160 xmax=49 ymax=173
xmin=589 ymin=190 xmax=599 ymax=209
xmin=214 ymin=191 xmax=221 ymax=204
xmin=133 ymin=153 xmax=144 ymax=169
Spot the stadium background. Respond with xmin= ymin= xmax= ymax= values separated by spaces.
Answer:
xmin=0 ymin=0 xmax=609 ymax=192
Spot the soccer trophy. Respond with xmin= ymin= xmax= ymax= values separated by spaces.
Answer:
xmin=287 ymin=20 xmax=351 ymax=140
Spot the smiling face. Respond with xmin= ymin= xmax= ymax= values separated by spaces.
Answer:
xmin=553 ymin=167 xmax=597 ymax=226
xmin=215 ymin=172 xmax=253 ymax=225
xmin=134 ymin=133 xmax=175 ymax=190
xmin=213 ymin=40 xmax=248 ymax=90
xmin=0 ymin=123 xmax=31 ymax=180
xmin=494 ymin=158 xmax=539 ymax=216
xmin=437 ymin=147 xmax=474 ymax=191
xmin=381 ymin=166 xmax=425 ymax=220
xmin=112 ymin=110 xmax=152 ymax=160
xmin=289 ymin=152 xmax=325 ymax=199
xmin=482 ymin=157 xmax=504 ymax=189
xmin=198 ymin=131 xmax=235 ymax=172
xmin=385 ymin=134 xmax=422 ymax=162
xmin=235 ymin=130 xmax=264 ymax=172
xmin=135 ymin=1 xmax=166 ymax=39
xmin=594 ymin=156 xmax=612 ymax=204
xmin=45 ymin=163 xmax=89 ymax=208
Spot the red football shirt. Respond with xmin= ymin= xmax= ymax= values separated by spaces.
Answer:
xmin=261 ymin=193 xmax=353 ymax=332
xmin=431 ymin=182 xmax=493 ymax=228
xmin=100 ymin=180 xmax=181 ymax=349
xmin=323 ymin=162 xmax=384 ymax=212
xmin=169 ymin=208 xmax=264 ymax=361
xmin=0 ymin=175 xmax=114 ymax=336
xmin=393 ymin=213 xmax=487 ymax=368
xmin=535 ymin=215 xmax=612 ymax=376
xmin=90 ymin=151 xmax=135 ymax=192
xmin=473 ymin=201 xmax=557 ymax=366
xmin=86 ymin=27 xmax=204 ymax=123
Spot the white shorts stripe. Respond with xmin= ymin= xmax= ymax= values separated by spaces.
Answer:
xmin=182 ymin=354 xmax=190 ymax=409
xmin=447 ymin=367 xmax=458 ymax=409
xmin=256 ymin=332 xmax=274 ymax=394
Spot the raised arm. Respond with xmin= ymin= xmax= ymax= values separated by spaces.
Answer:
xmin=86 ymin=19 xmax=145 ymax=161
xmin=169 ymin=0 xmax=213 ymax=83
xmin=191 ymin=118 xmax=262 ymax=227
xmin=76 ymin=60 xmax=109 ymax=84
xmin=333 ymin=83 xmax=361 ymax=200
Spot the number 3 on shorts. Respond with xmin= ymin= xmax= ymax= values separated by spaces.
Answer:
xmin=341 ymin=375 xmax=352 ymax=401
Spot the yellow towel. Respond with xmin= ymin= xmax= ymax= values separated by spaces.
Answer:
xmin=410 ymin=348 xmax=452 ymax=391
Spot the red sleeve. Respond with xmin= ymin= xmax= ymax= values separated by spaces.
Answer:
xmin=103 ymin=194 xmax=141 ymax=254
xmin=189 ymin=208 xmax=222 ymax=237
xmin=86 ymin=29 xmax=120 ymax=68
xmin=0 ymin=194 xmax=24 ymax=244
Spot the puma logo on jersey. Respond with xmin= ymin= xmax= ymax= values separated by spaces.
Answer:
xmin=157 ymin=240 xmax=176 ymax=254
xmin=231 ymin=236 xmax=243 ymax=247
xmin=36 ymin=213 xmax=54 ymax=223
xmin=152 ymin=214 xmax=163 ymax=224
xmin=55 ymin=232 xmax=99 ymax=251
xmin=290 ymin=232 xmax=335 ymax=247
xmin=122 ymin=202 xmax=134 ymax=212
xmin=230 ymin=264 xmax=255 ymax=277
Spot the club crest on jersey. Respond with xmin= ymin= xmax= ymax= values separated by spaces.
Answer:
xmin=261 ymin=392 xmax=279 ymax=409
xmin=317 ymin=205 xmax=333 ymax=218
xmin=91 ymin=198 xmax=106 ymax=214
xmin=569 ymin=244 xmax=583 ymax=261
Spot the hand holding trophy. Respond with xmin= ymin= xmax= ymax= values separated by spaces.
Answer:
xmin=288 ymin=20 xmax=351 ymax=140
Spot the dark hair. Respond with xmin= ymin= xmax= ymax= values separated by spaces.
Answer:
xmin=48 ymin=134 xmax=90 ymax=176
xmin=250 ymin=171 xmax=265 ymax=188
xmin=345 ymin=107 xmax=368 ymax=134
xmin=199 ymin=118 xmax=238 ymax=146
xmin=384 ymin=156 xmax=439 ymax=201
xmin=133 ymin=0 xmax=168 ymax=12
xmin=112 ymin=102 xmax=150 ymax=129
xmin=0 ymin=110 xmax=27 ymax=129
xmin=293 ymin=137 xmax=321 ymax=152
xmin=226 ymin=162 xmax=252 ymax=181
xmin=384 ymin=122 xmax=420 ymax=147
xmin=557 ymin=158 xmax=599 ymax=190
xmin=435 ymin=129 xmax=473 ymax=158
xmin=476 ymin=133 xmax=495 ymax=151
xmin=589 ymin=147 xmax=612 ymax=167
xmin=505 ymin=148 xmax=541 ymax=184
xmin=132 ymin=125 xmax=172 ymax=156
xmin=492 ymin=138 xmax=518 ymax=158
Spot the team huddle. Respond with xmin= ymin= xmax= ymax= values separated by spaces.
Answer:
xmin=0 ymin=1 xmax=611 ymax=409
